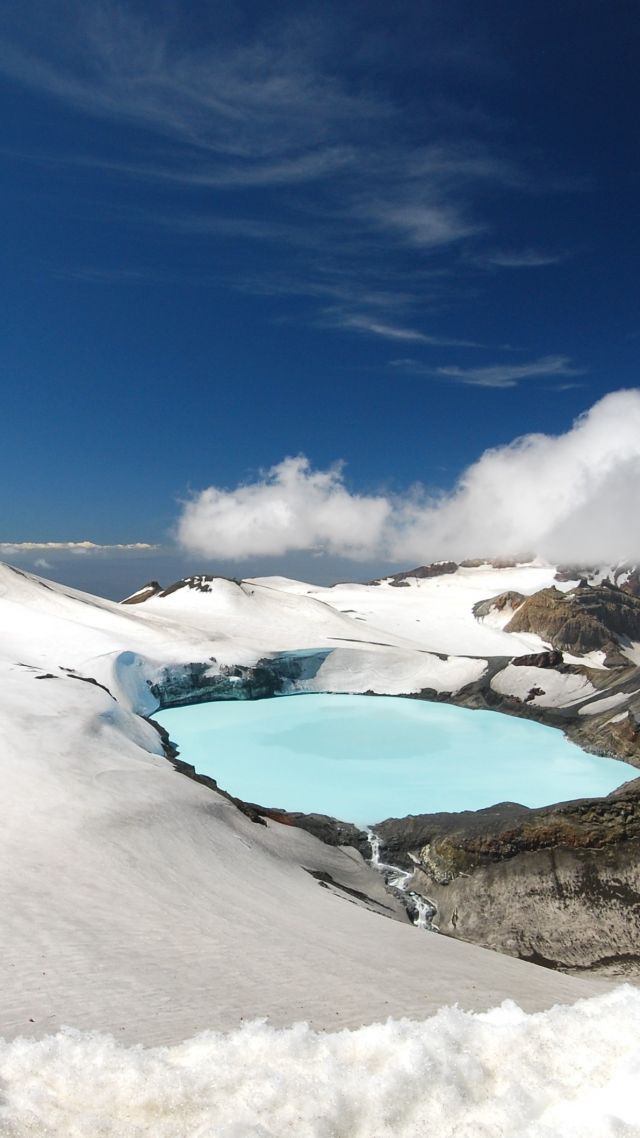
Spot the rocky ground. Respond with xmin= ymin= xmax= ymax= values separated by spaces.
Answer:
xmin=373 ymin=781 xmax=640 ymax=975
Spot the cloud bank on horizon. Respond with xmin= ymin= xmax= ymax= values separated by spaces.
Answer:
xmin=0 ymin=542 xmax=158 ymax=556
xmin=178 ymin=390 xmax=640 ymax=566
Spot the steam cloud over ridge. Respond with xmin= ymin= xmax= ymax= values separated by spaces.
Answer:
xmin=178 ymin=390 xmax=640 ymax=563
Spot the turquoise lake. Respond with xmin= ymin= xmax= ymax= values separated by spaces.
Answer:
xmin=155 ymin=694 xmax=638 ymax=825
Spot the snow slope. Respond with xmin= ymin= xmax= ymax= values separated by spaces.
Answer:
xmin=249 ymin=562 xmax=563 ymax=656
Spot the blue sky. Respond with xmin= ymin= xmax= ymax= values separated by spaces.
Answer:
xmin=1 ymin=1 xmax=639 ymax=596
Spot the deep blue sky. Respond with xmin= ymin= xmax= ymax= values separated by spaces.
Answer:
xmin=1 ymin=1 xmax=639 ymax=595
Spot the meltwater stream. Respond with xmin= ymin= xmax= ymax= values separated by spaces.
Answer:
xmin=366 ymin=828 xmax=436 ymax=930
xmin=155 ymin=693 xmax=638 ymax=825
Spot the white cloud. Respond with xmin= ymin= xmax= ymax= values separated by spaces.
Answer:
xmin=0 ymin=6 xmax=382 ymax=173
xmin=371 ymin=202 xmax=480 ymax=248
xmin=177 ymin=458 xmax=391 ymax=560
xmin=392 ymin=354 xmax=582 ymax=388
xmin=482 ymin=249 xmax=564 ymax=268
xmin=0 ymin=542 xmax=157 ymax=556
xmin=0 ymin=4 xmax=578 ymax=354
xmin=332 ymin=314 xmax=481 ymax=347
xmin=177 ymin=391 xmax=640 ymax=565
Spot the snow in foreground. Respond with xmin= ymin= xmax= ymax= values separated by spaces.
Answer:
xmin=1 ymin=988 xmax=639 ymax=1138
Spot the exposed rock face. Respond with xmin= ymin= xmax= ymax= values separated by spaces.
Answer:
xmin=461 ymin=557 xmax=535 ymax=569
xmin=121 ymin=581 xmax=162 ymax=604
xmin=473 ymin=591 xmax=525 ymax=620
xmin=123 ymin=575 xmax=248 ymax=603
xmin=159 ymin=574 xmax=243 ymax=597
xmin=386 ymin=562 xmax=458 ymax=586
xmin=554 ymin=564 xmax=640 ymax=597
xmin=375 ymin=783 xmax=640 ymax=974
xmin=149 ymin=651 xmax=331 ymax=708
xmin=615 ymin=566 xmax=640 ymax=598
xmin=253 ymin=809 xmax=368 ymax=853
xmin=413 ymin=841 xmax=640 ymax=973
xmin=511 ymin=649 xmax=564 ymax=668
xmin=567 ymin=708 xmax=640 ymax=765
xmin=505 ymin=583 xmax=640 ymax=665
xmin=554 ymin=566 xmax=595 ymax=584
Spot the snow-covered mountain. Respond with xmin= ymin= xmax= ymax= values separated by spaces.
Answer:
xmin=0 ymin=556 xmax=638 ymax=1057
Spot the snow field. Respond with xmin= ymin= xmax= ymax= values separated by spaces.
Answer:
xmin=0 ymin=987 xmax=639 ymax=1138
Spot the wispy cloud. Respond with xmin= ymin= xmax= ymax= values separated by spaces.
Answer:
xmin=0 ymin=2 xmax=581 ymax=358
xmin=176 ymin=391 xmax=640 ymax=564
xmin=329 ymin=313 xmax=481 ymax=347
xmin=0 ymin=5 xmax=384 ymax=169
xmin=481 ymin=249 xmax=566 ymax=268
xmin=391 ymin=354 xmax=583 ymax=388
xmin=51 ymin=145 xmax=357 ymax=190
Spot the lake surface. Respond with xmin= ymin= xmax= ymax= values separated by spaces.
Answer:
xmin=155 ymin=694 xmax=637 ymax=825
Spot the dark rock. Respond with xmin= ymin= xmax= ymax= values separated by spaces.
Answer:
xmin=460 ymin=557 xmax=535 ymax=569
xmin=121 ymin=581 xmax=162 ymax=605
xmin=473 ymin=591 xmax=525 ymax=619
xmin=149 ymin=651 xmax=330 ymax=709
xmin=303 ymin=869 xmax=396 ymax=912
xmin=512 ymin=649 xmax=564 ymax=668
xmin=384 ymin=562 xmax=458 ymax=587
xmin=159 ymin=574 xmax=242 ymax=597
xmin=505 ymin=584 xmax=640 ymax=664
xmin=615 ymin=566 xmax=640 ymax=598
xmin=375 ymin=781 xmax=640 ymax=972
xmin=251 ymin=809 xmax=368 ymax=852
xmin=554 ymin=566 xmax=596 ymax=583
xmin=567 ymin=708 xmax=640 ymax=764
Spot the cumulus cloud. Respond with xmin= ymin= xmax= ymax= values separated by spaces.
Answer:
xmin=177 ymin=458 xmax=392 ymax=560
xmin=177 ymin=391 xmax=640 ymax=565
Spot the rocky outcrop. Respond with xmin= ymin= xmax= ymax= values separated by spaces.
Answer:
xmin=374 ymin=782 xmax=640 ymax=974
xmin=461 ymin=556 xmax=535 ymax=569
xmin=554 ymin=564 xmax=640 ymax=597
xmin=122 ymin=575 xmax=246 ymax=603
xmin=149 ymin=651 xmax=331 ymax=708
xmin=615 ymin=566 xmax=640 ymax=598
xmin=505 ymin=583 xmax=640 ymax=665
xmin=159 ymin=574 xmax=243 ymax=597
xmin=511 ymin=649 xmax=564 ymax=668
xmin=252 ymin=809 xmax=368 ymax=853
xmin=121 ymin=581 xmax=162 ymax=604
xmin=380 ymin=562 xmax=459 ymax=587
xmin=473 ymin=591 xmax=525 ymax=620
xmin=566 ymin=707 xmax=640 ymax=765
